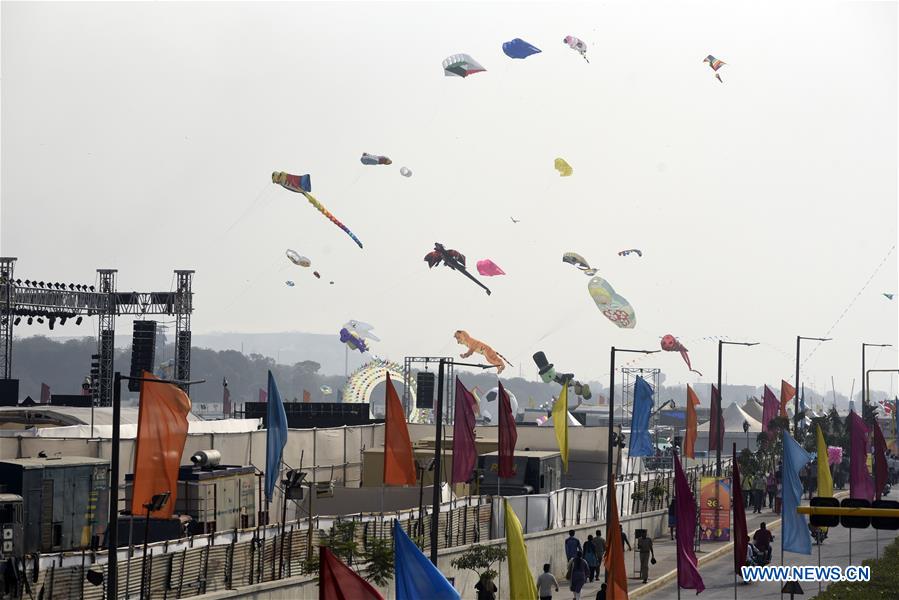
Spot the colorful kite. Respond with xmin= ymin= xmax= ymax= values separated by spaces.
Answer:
xmin=442 ymin=54 xmax=486 ymax=77
xmin=563 ymin=36 xmax=589 ymax=62
xmin=286 ymin=249 xmax=311 ymax=267
xmin=502 ymin=38 xmax=541 ymax=59
xmin=587 ymin=276 xmax=636 ymax=328
xmin=562 ymin=252 xmax=597 ymax=276
xmin=883 ymin=293 xmax=895 ymax=300
xmin=360 ymin=153 xmax=392 ymax=166
xmin=703 ymin=55 xmax=725 ymax=82
xmin=424 ymin=243 xmax=491 ymax=295
xmin=342 ymin=320 xmax=380 ymax=342
xmin=400 ymin=167 xmax=412 ymax=177
xmin=618 ymin=249 xmax=643 ymax=258
xmin=272 ymin=172 xmax=363 ymax=249
xmin=454 ymin=330 xmax=513 ymax=374
xmin=339 ymin=327 xmax=368 ymax=353
xmin=476 ymin=259 xmax=506 ymax=276
xmin=661 ymin=334 xmax=701 ymax=375
xmin=554 ymin=158 xmax=573 ymax=177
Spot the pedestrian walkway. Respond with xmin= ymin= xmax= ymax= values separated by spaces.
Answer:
xmin=576 ymin=499 xmax=788 ymax=599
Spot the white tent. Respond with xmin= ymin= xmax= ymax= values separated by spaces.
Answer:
xmin=537 ymin=411 xmax=583 ymax=427
xmin=741 ymin=397 xmax=764 ymax=422
xmin=698 ymin=402 xmax=763 ymax=432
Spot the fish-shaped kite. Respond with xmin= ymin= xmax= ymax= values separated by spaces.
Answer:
xmin=661 ymin=334 xmax=701 ymax=375
xmin=272 ymin=171 xmax=363 ymax=249
xmin=587 ymin=276 xmax=636 ymax=329
xmin=703 ymin=55 xmax=726 ymax=83
xmin=554 ymin=158 xmax=573 ymax=176
xmin=562 ymin=252 xmax=598 ymax=276
xmin=563 ymin=36 xmax=589 ymax=62
xmin=476 ymin=259 xmax=506 ymax=276
xmin=618 ymin=249 xmax=643 ymax=258
xmin=424 ymin=243 xmax=491 ymax=295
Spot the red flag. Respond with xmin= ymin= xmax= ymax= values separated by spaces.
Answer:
xmin=451 ymin=378 xmax=478 ymax=484
xmin=762 ymin=385 xmax=779 ymax=439
xmin=40 ymin=383 xmax=51 ymax=404
xmin=708 ymin=385 xmax=723 ymax=452
xmin=684 ymin=385 xmax=700 ymax=459
xmin=780 ymin=380 xmax=795 ymax=418
xmin=131 ymin=372 xmax=191 ymax=519
xmin=498 ymin=381 xmax=517 ymax=478
xmin=259 ymin=388 xmax=268 ymax=403
xmin=732 ymin=444 xmax=749 ymax=576
xmin=603 ymin=479 xmax=629 ymax=600
xmin=319 ymin=546 xmax=384 ymax=600
xmin=383 ymin=373 xmax=416 ymax=485
xmin=303 ymin=389 xmax=311 ymax=403
xmin=873 ymin=421 xmax=889 ymax=500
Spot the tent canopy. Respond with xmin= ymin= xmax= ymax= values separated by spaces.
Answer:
xmin=697 ymin=402 xmax=762 ymax=433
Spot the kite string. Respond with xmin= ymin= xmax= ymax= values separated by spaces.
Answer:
xmin=802 ymin=243 xmax=896 ymax=367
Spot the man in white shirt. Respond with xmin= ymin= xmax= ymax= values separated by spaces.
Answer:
xmin=536 ymin=563 xmax=560 ymax=600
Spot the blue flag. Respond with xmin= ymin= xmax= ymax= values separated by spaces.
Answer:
xmin=628 ymin=376 xmax=654 ymax=457
xmin=265 ymin=370 xmax=288 ymax=502
xmin=782 ymin=430 xmax=813 ymax=554
xmin=394 ymin=520 xmax=460 ymax=600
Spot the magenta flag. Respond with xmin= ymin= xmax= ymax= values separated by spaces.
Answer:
xmin=673 ymin=453 xmax=705 ymax=593
xmin=732 ymin=445 xmax=749 ymax=576
xmin=259 ymin=388 xmax=268 ymax=403
xmin=849 ymin=412 xmax=874 ymax=501
xmin=762 ymin=385 xmax=778 ymax=439
xmin=451 ymin=378 xmax=478 ymax=484
xmin=872 ymin=421 xmax=889 ymax=500
xmin=498 ymin=381 xmax=517 ymax=478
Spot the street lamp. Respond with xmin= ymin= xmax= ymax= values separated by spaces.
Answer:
xmin=716 ymin=341 xmax=758 ymax=476
xmin=862 ymin=343 xmax=892 ymax=411
xmin=794 ymin=336 xmax=831 ymax=436
xmin=742 ymin=419 xmax=749 ymax=452
xmin=607 ymin=346 xmax=660 ymax=526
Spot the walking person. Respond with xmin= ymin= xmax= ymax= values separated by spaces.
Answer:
xmin=593 ymin=530 xmax=606 ymax=580
xmin=583 ymin=535 xmax=599 ymax=582
xmin=752 ymin=472 xmax=765 ymax=513
xmin=766 ymin=472 xmax=776 ymax=509
xmin=636 ymin=533 xmax=655 ymax=584
xmin=565 ymin=530 xmax=582 ymax=564
xmin=667 ymin=498 xmax=677 ymax=539
xmin=619 ymin=525 xmax=632 ymax=551
xmin=595 ymin=583 xmax=607 ymax=600
xmin=567 ymin=550 xmax=589 ymax=600
xmin=536 ymin=563 xmax=560 ymax=600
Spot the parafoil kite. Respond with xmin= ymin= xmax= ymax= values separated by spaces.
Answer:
xmin=320 ymin=385 xmax=333 ymax=395
xmin=703 ymin=55 xmax=725 ymax=83
xmin=342 ymin=320 xmax=380 ymax=342
xmin=618 ymin=249 xmax=643 ymax=258
xmin=502 ymin=38 xmax=541 ymax=59
xmin=476 ymin=259 xmax=506 ymax=276
xmin=339 ymin=327 xmax=368 ymax=353
xmin=883 ymin=293 xmax=894 ymax=300
xmin=554 ymin=158 xmax=573 ymax=177
xmin=361 ymin=153 xmax=392 ymax=166
xmin=562 ymin=252 xmax=598 ymax=276
xmin=424 ymin=243 xmax=491 ymax=295
xmin=400 ymin=167 xmax=412 ymax=177
xmin=285 ymin=280 xmax=295 ymax=287
xmin=286 ymin=249 xmax=311 ymax=267
xmin=442 ymin=54 xmax=486 ymax=77
xmin=661 ymin=334 xmax=701 ymax=375
xmin=563 ymin=36 xmax=589 ymax=62
xmin=588 ymin=276 xmax=636 ymax=328
xmin=454 ymin=330 xmax=513 ymax=374
xmin=313 ymin=271 xmax=321 ymax=279
xmin=272 ymin=171 xmax=363 ymax=249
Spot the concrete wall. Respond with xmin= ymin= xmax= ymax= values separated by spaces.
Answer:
xmin=194 ymin=508 xmax=668 ymax=600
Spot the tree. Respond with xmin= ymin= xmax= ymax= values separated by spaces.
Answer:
xmin=362 ymin=536 xmax=394 ymax=587
xmin=451 ymin=544 xmax=508 ymax=583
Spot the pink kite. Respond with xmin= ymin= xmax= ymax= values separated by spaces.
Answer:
xmin=476 ymin=259 xmax=506 ymax=277
xmin=661 ymin=334 xmax=702 ymax=375
xmin=827 ymin=446 xmax=842 ymax=466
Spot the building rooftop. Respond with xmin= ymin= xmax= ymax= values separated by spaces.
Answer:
xmin=0 ymin=455 xmax=108 ymax=469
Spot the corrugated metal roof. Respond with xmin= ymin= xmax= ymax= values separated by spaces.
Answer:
xmin=0 ymin=455 xmax=108 ymax=468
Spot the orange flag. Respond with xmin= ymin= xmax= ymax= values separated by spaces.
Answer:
xmin=684 ymin=385 xmax=700 ymax=459
xmin=780 ymin=380 xmax=795 ymax=418
xmin=603 ymin=479 xmax=629 ymax=600
xmin=383 ymin=373 xmax=417 ymax=485
xmin=131 ymin=372 xmax=191 ymax=519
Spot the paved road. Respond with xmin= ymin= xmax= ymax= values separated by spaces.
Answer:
xmin=642 ymin=489 xmax=899 ymax=600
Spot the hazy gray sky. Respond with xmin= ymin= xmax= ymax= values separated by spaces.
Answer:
xmin=2 ymin=1 xmax=897 ymax=394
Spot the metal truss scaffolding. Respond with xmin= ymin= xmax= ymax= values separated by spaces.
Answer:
xmin=402 ymin=356 xmax=455 ymax=424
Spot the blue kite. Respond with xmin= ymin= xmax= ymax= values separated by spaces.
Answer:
xmin=502 ymin=38 xmax=542 ymax=59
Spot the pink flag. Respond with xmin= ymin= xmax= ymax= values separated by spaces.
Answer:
xmin=451 ymin=378 xmax=478 ymax=484
xmin=849 ymin=411 xmax=874 ymax=501
xmin=674 ymin=453 xmax=705 ymax=592
xmin=259 ymin=388 xmax=268 ymax=403
xmin=762 ymin=385 xmax=779 ymax=439
xmin=476 ymin=259 xmax=505 ymax=276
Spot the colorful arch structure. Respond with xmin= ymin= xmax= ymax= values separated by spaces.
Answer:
xmin=342 ymin=358 xmax=427 ymax=423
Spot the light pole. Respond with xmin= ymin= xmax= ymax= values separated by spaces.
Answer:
xmin=862 ymin=343 xmax=892 ymax=412
xmin=607 ymin=347 xmax=659 ymax=526
xmin=794 ymin=336 xmax=831 ymax=437
xmin=716 ymin=341 xmax=758 ymax=476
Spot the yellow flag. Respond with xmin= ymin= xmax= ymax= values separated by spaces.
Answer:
xmin=816 ymin=424 xmax=833 ymax=498
xmin=552 ymin=384 xmax=569 ymax=472
xmin=504 ymin=499 xmax=538 ymax=600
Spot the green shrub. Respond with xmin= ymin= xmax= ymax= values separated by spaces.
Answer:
xmin=813 ymin=536 xmax=899 ymax=600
